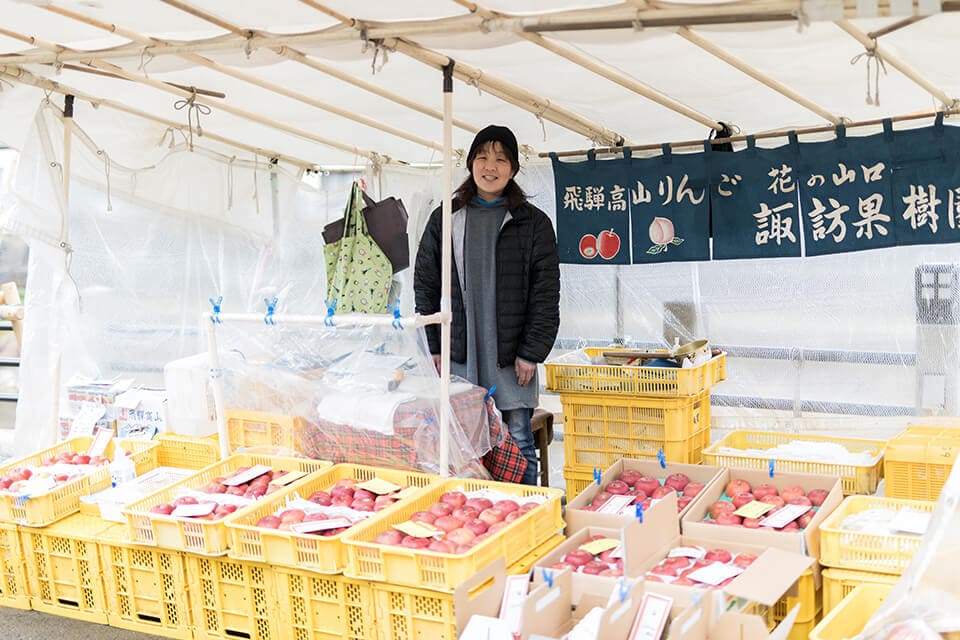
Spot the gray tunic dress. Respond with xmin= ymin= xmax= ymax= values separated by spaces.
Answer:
xmin=451 ymin=201 xmax=538 ymax=411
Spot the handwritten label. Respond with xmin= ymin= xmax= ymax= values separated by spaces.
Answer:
xmin=357 ymin=478 xmax=403 ymax=495
xmin=171 ymin=502 xmax=217 ymax=518
xmin=889 ymin=510 xmax=931 ymax=536
xmin=268 ymin=471 xmax=307 ymax=488
xmin=222 ymin=465 xmax=273 ymax=487
xmin=734 ymin=500 xmax=777 ymax=519
xmin=597 ymin=494 xmax=637 ymax=514
xmin=392 ymin=521 xmax=442 ymax=538
xmin=70 ymin=404 xmax=106 ymax=437
xmin=291 ymin=517 xmax=353 ymax=533
xmin=686 ymin=562 xmax=745 ymax=586
xmin=668 ymin=546 xmax=706 ymax=559
xmin=87 ymin=429 xmax=113 ymax=457
xmin=580 ymin=537 xmax=621 ymax=556
xmin=630 ymin=593 xmax=674 ymax=640
xmin=500 ymin=574 xmax=530 ymax=634
xmin=759 ymin=504 xmax=810 ymax=529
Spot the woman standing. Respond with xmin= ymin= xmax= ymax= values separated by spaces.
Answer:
xmin=414 ymin=125 xmax=561 ymax=485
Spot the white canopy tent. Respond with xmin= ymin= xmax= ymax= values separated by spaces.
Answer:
xmin=1 ymin=0 xmax=959 ymax=457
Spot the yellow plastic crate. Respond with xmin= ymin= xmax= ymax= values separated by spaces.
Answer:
xmin=225 ymin=409 xmax=304 ymax=453
xmin=561 ymin=391 xmax=710 ymax=472
xmin=99 ymin=523 xmax=192 ymax=639
xmin=0 ymin=437 xmax=158 ymax=527
xmin=507 ymin=534 xmax=566 ymax=576
xmin=156 ymin=432 xmax=221 ymax=469
xmin=21 ymin=513 xmax=112 ymax=623
xmin=884 ymin=425 xmax=960 ymax=501
xmin=822 ymin=568 xmax=899 ymax=614
xmin=123 ymin=453 xmax=332 ymax=555
xmin=186 ymin=554 xmax=278 ymax=640
xmin=273 ymin=566 xmax=375 ymax=640
xmin=227 ymin=464 xmax=439 ymax=573
xmin=0 ymin=521 xmax=29 ymax=609
xmin=703 ymin=430 xmax=885 ymax=495
xmin=818 ymin=495 xmax=935 ymax=574
xmin=809 ymin=584 xmax=892 ymax=640
xmin=344 ymin=478 xmax=563 ymax=593
xmin=563 ymin=467 xmax=594 ymax=501
xmin=775 ymin=567 xmax=819 ymax=624
xmin=545 ymin=348 xmax=726 ymax=397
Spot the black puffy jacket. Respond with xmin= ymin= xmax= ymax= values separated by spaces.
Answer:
xmin=414 ymin=201 xmax=561 ymax=368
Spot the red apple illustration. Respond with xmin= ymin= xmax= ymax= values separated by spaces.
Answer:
xmin=579 ymin=234 xmax=599 ymax=259
xmin=597 ymin=229 xmax=621 ymax=260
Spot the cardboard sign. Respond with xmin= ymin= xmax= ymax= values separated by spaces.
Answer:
xmin=393 ymin=521 xmax=442 ymax=538
xmin=668 ymin=546 xmax=706 ymax=559
xmin=268 ymin=470 xmax=307 ymax=488
xmin=733 ymin=501 xmax=777 ymax=519
xmin=580 ymin=538 xmax=621 ymax=556
xmin=597 ymin=494 xmax=637 ymax=514
xmin=87 ymin=429 xmax=113 ymax=457
xmin=394 ymin=485 xmax=421 ymax=500
xmin=759 ymin=504 xmax=810 ymax=529
xmin=222 ymin=465 xmax=273 ymax=487
xmin=71 ymin=404 xmax=107 ymax=437
xmin=629 ymin=592 xmax=673 ymax=640
xmin=686 ymin=563 xmax=745 ymax=586
xmin=357 ymin=478 xmax=403 ymax=495
xmin=171 ymin=502 xmax=217 ymax=518
xmin=291 ymin=517 xmax=353 ymax=533
xmin=500 ymin=573 xmax=530 ymax=635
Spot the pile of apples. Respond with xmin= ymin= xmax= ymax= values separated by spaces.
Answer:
xmin=0 ymin=450 xmax=115 ymax=492
xmin=148 ymin=466 xmax=291 ymax=521
xmin=703 ymin=479 xmax=829 ymax=530
xmin=547 ymin=535 xmax=623 ymax=577
xmin=577 ymin=471 xmax=705 ymax=513
xmin=371 ymin=491 xmax=542 ymax=554
xmin=646 ymin=547 xmax=756 ymax=587
xmin=254 ymin=477 xmax=411 ymax=535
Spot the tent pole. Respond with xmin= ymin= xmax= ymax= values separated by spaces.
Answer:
xmin=439 ymin=60 xmax=455 ymax=478
xmin=51 ymin=95 xmax=75 ymax=445
xmin=676 ymin=27 xmax=842 ymax=125
xmin=206 ymin=318 xmax=231 ymax=459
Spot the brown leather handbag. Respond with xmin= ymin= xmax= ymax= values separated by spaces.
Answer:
xmin=323 ymin=189 xmax=409 ymax=274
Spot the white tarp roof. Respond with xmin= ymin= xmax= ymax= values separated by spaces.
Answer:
xmin=0 ymin=0 xmax=957 ymax=167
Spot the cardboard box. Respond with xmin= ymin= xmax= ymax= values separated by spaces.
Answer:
xmin=65 ymin=377 xmax=134 ymax=415
xmin=566 ymin=459 xmax=723 ymax=532
xmin=533 ymin=521 xmax=648 ymax=578
xmin=680 ymin=468 xmax=843 ymax=559
xmin=667 ymin=589 xmax=801 ymax=640
xmin=520 ymin=568 xmax=644 ymax=640
xmin=566 ymin=479 xmax=683 ymax=534
xmin=115 ymin=387 xmax=168 ymax=438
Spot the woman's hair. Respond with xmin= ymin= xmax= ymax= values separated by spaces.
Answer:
xmin=452 ymin=140 xmax=528 ymax=210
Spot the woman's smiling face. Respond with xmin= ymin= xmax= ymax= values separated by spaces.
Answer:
xmin=471 ymin=141 xmax=515 ymax=201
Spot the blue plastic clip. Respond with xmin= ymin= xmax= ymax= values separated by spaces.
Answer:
xmin=593 ymin=467 xmax=602 ymax=485
xmin=14 ymin=495 xmax=30 ymax=506
xmin=484 ymin=385 xmax=497 ymax=402
xmin=635 ymin=502 xmax=643 ymax=523
xmin=391 ymin=301 xmax=403 ymax=330
xmin=769 ymin=459 xmax=775 ymax=478
xmin=209 ymin=296 xmax=223 ymax=324
xmin=540 ymin=567 xmax=554 ymax=589
xmin=324 ymin=300 xmax=337 ymax=327
xmin=618 ymin=578 xmax=629 ymax=603
xmin=263 ymin=297 xmax=278 ymax=325
xmin=657 ymin=449 xmax=666 ymax=469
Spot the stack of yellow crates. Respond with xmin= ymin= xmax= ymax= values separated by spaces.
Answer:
xmin=545 ymin=347 xmax=725 ymax=497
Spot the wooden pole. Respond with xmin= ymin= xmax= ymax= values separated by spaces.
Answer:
xmin=439 ymin=61 xmax=454 ymax=478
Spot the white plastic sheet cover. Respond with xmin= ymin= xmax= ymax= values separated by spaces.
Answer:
xmin=213 ymin=318 xmax=496 ymax=477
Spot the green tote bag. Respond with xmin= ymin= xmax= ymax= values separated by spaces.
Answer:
xmin=324 ymin=181 xmax=392 ymax=314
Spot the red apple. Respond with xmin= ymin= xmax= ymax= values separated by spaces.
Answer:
xmin=759 ymin=494 xmax=785 ymax=508
xmin=563 ymin=550 xmax=594 ymax=567
xmin=440 ymin=491 xmax=467 ymax=509
xmin=303 ymin=512 xmax=328 ymax=522
xmin=493 ymin=500 xmax=519 ymax=514
xmin=715 ymin=513 xmax=743 ymax=526
xmin=487 ymin=522 xmax=508 ymax=534
xmin=464 ymin=498 xmax=493 ymax=512
xmin=410 ymin=511 xmax=437 ymax=525
xmin=549 ymin=562 xmax=574 ymax=571
xmin=478 ymin=508 xmax=505 ymax=525
xmin=651 ymin=486 xmax=675 ymax=499
xmin=704 ymin=548 xmax=732 ymax=564
xmin=742 ymin=518 xmax=762 ymax=529
xmin=599 ymin=568 xmax=623 ymax=577
xmin=445 ymin=528 xmax=477 ymax=546
xmin=428 ymin=539 xmax=456 ymax=553
xmin=779 ymin=521 xmax=800 ymax=531
xmin=807 ymin=489 xmax=830 ymax=506
xmin=725 ymin=479 xmax=751 ymax=498
xmin=672 ymin=577 xmax=697 ymax=587
xmin=605 ymin=480 xmax=630 ymax=495
xmin=433 ymin=516 xmax=463 ymax=533
xmin=579 ymin=234 xmax=599 ymax=260
xmin=581 ymin=561 xmax=608 ymax=575
xmin=429 ymin=502 xmax=454 ymax=518
xmin=677 ymin=496 xmax=693 ymax=511
xmin=733 ymin=553 xmax=757 ymax=568
xmin=463 ymin=519 xmax=489 ymax=536
xmin=732 ymin=492 xmax=755 ymax=509
xmin=375 ymin=530 xmax=404 ymax=545
xmin=752 ymin=484 xmax=779 ymax=500
xmin=634 ymin=476 xmax=660 ymax=496
xmin=709 ymin=501 xmax=736 ymax=520
xmin=279 ymin=509 xmax=306 ymax=524
xmin=504 ymin=511 xmax=523 ymax=523
xmin=682 ymin=482 xmax=705 ymax=498
xmin=591 ymin=492 xmax=613 ymax=508
xmin=353 ymin=488 xmax=376 ymax=502
xmin=664 ymin=473 xmax=690 ymax=492
xmin=597 ymin=229 xmax=621 ymax=260
xmin=401 ymin=536 xmax=432 ymax=549
xmin=256 ymin=515 xmax=281 ymax=529
xmin=788 ymin=496 xmax=812 ymax=507
xmin=649 ymin=564 xmax=678 ymax=577
xmin=173 ymin=496 xmax=198 ymax=506
xmin=149 ymin=503 xmax=175 ymax=515
xmin=452 ymin=507 xmax=480 ymax=522
xmin=335 ymin=478 xmax=358 ymax=490
xmin=780 ymin=486 xmax=806 ymax=502
xmin=797 ymin=512 xmax=815 ymax=529
xmin=618 ymin=470 xmax=642 ymax=486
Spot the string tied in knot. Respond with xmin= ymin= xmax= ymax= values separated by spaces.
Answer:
xmin=173 ymin=88 xmax=212 ymax=151
xmin=851 ymin=42 xmax=888 ymax=106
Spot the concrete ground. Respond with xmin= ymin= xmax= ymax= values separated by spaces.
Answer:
xmin=0 ymin=608 xmax=168 ymax=639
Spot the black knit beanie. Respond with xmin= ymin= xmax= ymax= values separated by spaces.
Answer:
xmin=467 ymin=125 xmax=519 ymax=168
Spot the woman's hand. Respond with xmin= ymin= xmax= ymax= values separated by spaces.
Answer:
xmin=515 ymin=358 xmax=536 ymax=386
xmin=432 ymin=354 xmax=441 ymax=374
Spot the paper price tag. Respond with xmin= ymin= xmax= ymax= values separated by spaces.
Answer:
xmin=291 ymin=517 xmax=353 ymax=534
xmin=392 ymin=521 xmax=442 ymax=538
xmin=610 ymin=545 xmax=625 ymax=559
xmin=686 ymin=562 xmax=745 ymax=586
xmin=597 ymin=494 xmax=636 ymax=514
xmin=629 ymin=593 xmax=674 ymax=640
xmin=500 ymin=573 xmax=530 ymax=634
xmin=70 ymin=404 xmax=106 ymax=437
xmin=222 ymin=465 xmax=273 ymax=487
xmin=579 ymin=537 xmax=621 ymax=556
xmin=171 ymin=502 xmax=217 ymax=518
xmin=668 ymin=546 xmax=706 ymax=559
xmin=393 ymin=486 xmax=421 ymax=500
xmin=734 ymin=500 xmax=777 ymax=519
xmin=357 ymin=478 xmax=403 ymax=495
xmin=889 ymin=509 xmax=931 ymax=536
xmin=87 ymin=429 xmax=113 ymax=457
xmin=759 ymin=504 xmax=810 ymax=528
xmin=268 ymin=471 xmax=307 ymax=488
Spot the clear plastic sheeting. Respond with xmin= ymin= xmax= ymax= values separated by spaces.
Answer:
xmin=212 ymin=317 xmax=497 ymax=477
xmin=857 ymin=462 xmax=960 ymax=640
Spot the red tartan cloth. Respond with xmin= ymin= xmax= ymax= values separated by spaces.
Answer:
xmin=299 ymin=386 xmax=527 ymax=482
